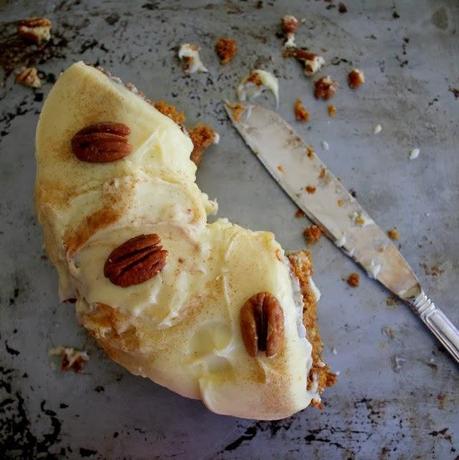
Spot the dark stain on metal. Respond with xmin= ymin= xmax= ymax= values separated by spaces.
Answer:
xmin=331 ymin=56 xmax=352 ymax=66
xmin=0 ymin=96 xmax=34 ymax=140
xmin=222 ymin=425 xmax=258 ymax=451
xmin=105 ymin=13 xmax=120 ymax=25
xmin=80 ymin=447 xmax=99 ymax=457
xmin=4 ymin=340 xmax=20 ymax=356
xmin=0 ymin=366 xmax=63 ymax=458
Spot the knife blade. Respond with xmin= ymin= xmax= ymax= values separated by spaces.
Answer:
xmin=225 ymin=101 xmax=459 ymax=363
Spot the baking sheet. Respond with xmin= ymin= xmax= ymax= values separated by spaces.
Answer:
xmin=0 ymin=0 xmax=458 ymax=458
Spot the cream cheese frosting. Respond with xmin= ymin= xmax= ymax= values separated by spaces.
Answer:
xmin=237 ymin=69 xmax=279 ymax=107
xmin=35 ymin=62 xmax=319 ymax=420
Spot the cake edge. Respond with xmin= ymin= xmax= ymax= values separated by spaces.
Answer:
xmin=288 ymin=250 xmax=336 ymax=408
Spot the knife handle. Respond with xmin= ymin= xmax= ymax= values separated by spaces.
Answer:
xmin=412 ymin=292 xmax=459 ymax=364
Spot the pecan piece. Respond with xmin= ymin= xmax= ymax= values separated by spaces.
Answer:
xmin=15 ymin=67 xmax=41 ymax=88
xmin=71 ymin=122 xmax=132 ymax=162
xmin=240 ymin=292 xmax=284 ymax=358
xmin=104 ymin=234 xmax=167 ymax=287
xmin=17 ymin=17 xmax=52 ymax=43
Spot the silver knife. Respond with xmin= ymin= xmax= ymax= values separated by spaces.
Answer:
xmin=225 ymin=101 xmax=459 ymax=364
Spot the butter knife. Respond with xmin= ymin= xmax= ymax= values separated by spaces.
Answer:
xmin=225 ymin=102 xmax=459 ymax=364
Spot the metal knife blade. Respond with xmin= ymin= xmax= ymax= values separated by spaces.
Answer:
xmin=226 ymin=101 xmax=459 ymax=363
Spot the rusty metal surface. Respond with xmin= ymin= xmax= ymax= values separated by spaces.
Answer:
xmin=0 ymin=0 xmax=458 ymax=458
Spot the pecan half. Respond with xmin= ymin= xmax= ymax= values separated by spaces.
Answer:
xmin=104 ymin=234 xmax=167 ymax=287
xmin=71 ymin=122 xmax=132 ymax=163
xmin=240 ymin=292 xmax=284 ymax=358
xmin=17 ymin=17 xmax=52 ymax=43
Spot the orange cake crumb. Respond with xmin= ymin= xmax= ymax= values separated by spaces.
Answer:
xmin=189 ymin=123 xmax=218 ymax=165
xmin=247 ymin=71 xmax=263 ymax=86
xmin=294 ymin=98 xmax=310 ymax=122
xmin=314 ymin=76 xmax=338 ymax=100
xmin=215 ymin=37 xmax=237 ymax=64
xmin=154 ymin=100 xmax=186 ymax=126
xmin=387 ymin=228 xmax=400 ymax=241
xmin=327 ymin=104 xmax=337 ymax=117
xmin=306 ymin=145 xmax=315 ymax=158
xmin=348 ymin=68 xmax=365 ymax=89
xmin=295 ymin=209 xmax=305 ymax=218
xmin=227 ymin=102 xmax=245 ymax=122
xmin=347 ymin=272 xmax=360 ymax=287
xmin=277 ymin=165 xmax=285 ymax=173
xmin=304 ymin=224 xmax=322 ymax=244
xmin=305 ymin=185 xmax=316 ymax=194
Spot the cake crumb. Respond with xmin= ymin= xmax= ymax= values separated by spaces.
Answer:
xmin=49 ymin=346 xmax=89 ymax=373
xmin=305 ymin=185 xmax=316 ymax=194
xmin=314 ymin=76 xmax=338 ymax=100
xmin=215 ymin=37 xmax=237 ymax=64
xmin=226 ymin=102 xmax=245 ymax=122
xmin=337 ymin=199 xmax=345 ymax=207
xmin=154 ymin=100 xmax=186 ymax=126
xmin=277 ymin=164 xmax=285 ymax=173
xmin=353 ymin=212 xmax=366 ymax=226
xmin=348 ymin=69 xmax=365 ymax=89
xmin=327 ymin=104 xmax=337 ymax=117
xmin=387 ymin=228 xmax=400 ymax=241
xmin=304 ymin=225 xmax=322 ymax=244
xmin=346 ymin=272 xmax=360 ymax=287
xmin=285 ymin=48 xmax=325 ymax=77
xmin=189 ymin=123 xmax=219 ymax=165
xmin=178 ymin=43 xmax=208 ymax=74
xmin=306 ymin=145 xmax=315 ymax=158
xmin=281 ymin=15 xmax=299 ymax=48
xmin=237 ymin=69 xmax=279 ymax=105
xmin=294 ymin=99 xmax=310 ymax=122
xmin=295 ymin=209 xmax=305 ymax=218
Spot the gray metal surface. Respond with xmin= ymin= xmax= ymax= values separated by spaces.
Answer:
xmin=0 ymin=0 xmax=458 ymax=458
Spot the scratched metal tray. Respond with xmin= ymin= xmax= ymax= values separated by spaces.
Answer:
xmin=0 ymin=0 xmax=458 ymax=458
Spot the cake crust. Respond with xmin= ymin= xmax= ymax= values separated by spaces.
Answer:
xmin=288 ymin=251 xmax=336 ymax=407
